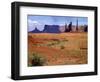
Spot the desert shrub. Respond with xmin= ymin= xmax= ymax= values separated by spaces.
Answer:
xmin=31 ymin=53 xmax=45 ymax=66
xmin=60 ymin=46 xmax=65 ymax=49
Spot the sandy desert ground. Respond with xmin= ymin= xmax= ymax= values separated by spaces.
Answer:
xmin=28 ymin=32 xmax=87 ymax=66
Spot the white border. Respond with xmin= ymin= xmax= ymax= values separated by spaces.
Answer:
xmin=20 ymin=6 xmax=95 ymax=76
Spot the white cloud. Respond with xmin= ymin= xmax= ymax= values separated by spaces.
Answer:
xmin=32 ymin=21 xmax=38 ymax=24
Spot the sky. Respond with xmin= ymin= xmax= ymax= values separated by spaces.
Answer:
xmin=28 ymin=15 xmax=88 ymax=31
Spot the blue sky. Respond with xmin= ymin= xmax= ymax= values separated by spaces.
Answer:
xmin=28 ymin=15 xmax=88 ymax=31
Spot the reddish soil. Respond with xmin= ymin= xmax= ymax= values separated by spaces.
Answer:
xmin=28 ymin=33 xmax=87 ymax=66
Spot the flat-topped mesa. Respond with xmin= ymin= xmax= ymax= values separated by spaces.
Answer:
xmin=43 ymin=25 xmax=60 ymax=33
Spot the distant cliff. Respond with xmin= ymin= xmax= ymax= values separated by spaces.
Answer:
xmin=29 ymin=27 xmax=42 ymax=33
xmin=43 ymin=25 xmax=60 ymax=33
xmin=28 ymin=24 xmax=88 ymax=33
xmin=29 ymin=25 xmax=60 ymax=33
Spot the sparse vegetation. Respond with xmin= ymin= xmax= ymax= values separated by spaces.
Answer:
xmin=28 ymin=33 xmax=87 ymax=66
xmin=29 ymin=53 xmax=46 ymax=66
xmin=60 ymin=46 xmax=65 ymax=49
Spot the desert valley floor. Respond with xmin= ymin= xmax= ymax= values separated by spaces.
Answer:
xmin=28 ymin=32 xmax=87 ymax=66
